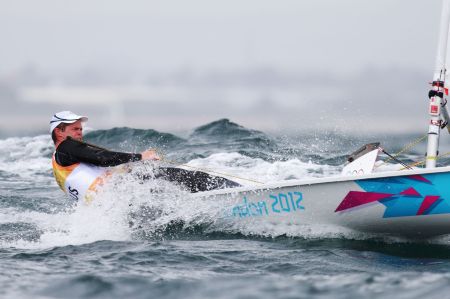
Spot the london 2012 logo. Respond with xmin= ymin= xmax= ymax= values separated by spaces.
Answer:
xmin=225 ymin=191 xmax=304 ymax=218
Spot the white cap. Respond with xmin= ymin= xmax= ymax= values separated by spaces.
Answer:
xmin=49 ymin=111 xmax=88 ymax=134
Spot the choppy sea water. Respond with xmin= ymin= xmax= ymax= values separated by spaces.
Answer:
xmin=2 ymin=119 xmax=450 ymax=299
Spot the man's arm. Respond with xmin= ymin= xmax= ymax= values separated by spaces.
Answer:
xmin=56 ymin=137 xmax=142 ymax=167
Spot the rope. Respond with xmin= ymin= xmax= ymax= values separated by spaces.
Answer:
xmin=400 ymin=150 xmax=450 ymax=170
xmin=382 ymin=133 xmax=427 ymax=164
xmin=154 ymin=149 xmax=264 ymax=185
xmin=381 ymin=149 xmax=412 ymax=170
xmin=440 ymin=151 xmax=450 ymax=159
xmin=375 ymin=133 xmax=427 ymax=169
xmin=168 ymin=160 xmax=264 ymax=185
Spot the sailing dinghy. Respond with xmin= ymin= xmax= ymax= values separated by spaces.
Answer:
xmin=195 ymin=0 xmax=450 ymax=238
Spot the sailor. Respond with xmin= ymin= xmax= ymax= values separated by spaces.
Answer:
xmin=50 ymin=111 xmax=160 ymax=202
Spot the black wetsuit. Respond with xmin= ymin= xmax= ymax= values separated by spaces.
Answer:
xmin=55 ymin=137 xmax=142 ymax=167
xmin=55 ymin=137 xmax=240 ymax=192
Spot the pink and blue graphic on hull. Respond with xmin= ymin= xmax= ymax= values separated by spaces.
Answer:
xmin=335 ymin=173 xmax=450 ymax=218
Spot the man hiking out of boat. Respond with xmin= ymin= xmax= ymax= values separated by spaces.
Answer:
xmin=50 ymin=111 xmax=161 ymax=202
xmin=50 ymin=111 xmax=240 ymax=202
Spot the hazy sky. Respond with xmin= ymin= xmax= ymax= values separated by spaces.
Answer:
xmin=0 ymin=0 xmax=447 ymax=135
xmin=0 ymin=0 xmax=442 ymax=75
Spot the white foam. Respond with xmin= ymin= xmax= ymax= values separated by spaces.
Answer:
xmin=1 ymin=195 xmax=133 ymax=249
xmin=0 ymin=135 xmax=53 ymax=180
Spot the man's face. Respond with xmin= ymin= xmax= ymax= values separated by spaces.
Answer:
xmin=57 ymin=120 xmax=83 ymax=142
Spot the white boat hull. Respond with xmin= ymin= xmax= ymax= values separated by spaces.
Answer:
xmin=199 ymin=166 xmax=450 ymax=238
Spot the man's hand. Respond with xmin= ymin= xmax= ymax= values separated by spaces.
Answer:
xmin=141 ymin=149 xmax=160 ymax=161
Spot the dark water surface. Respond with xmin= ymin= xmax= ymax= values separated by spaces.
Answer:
xmin=1 ymin=119 xmax=450 ymax=299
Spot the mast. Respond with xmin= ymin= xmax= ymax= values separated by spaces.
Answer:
xmin=426 ymin=0 xmax=450 ymax=168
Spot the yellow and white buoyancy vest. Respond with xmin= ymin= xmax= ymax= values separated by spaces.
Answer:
xmin=52 ymin=153 xmax=109 ymax=202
